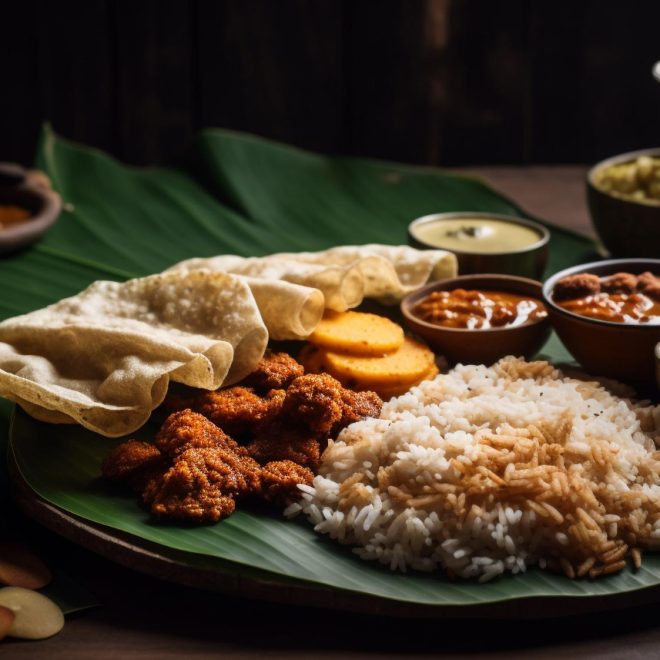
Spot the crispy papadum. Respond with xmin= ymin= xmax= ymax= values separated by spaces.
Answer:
xmin=168 ymin=244 xmax=456 ymax=339
xmin=0 ymin=244 xmax=454 ymax=435
xmin=0 ymin=271 xmax=267 ymax=437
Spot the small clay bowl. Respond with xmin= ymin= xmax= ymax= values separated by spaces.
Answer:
xmin=0 ymin=163 xmax=62 ymax=254
xmin=408 ymin=212 xmax=549 ymax=279
xmin=401 ymin=274 xmax=551 ymax=365
xmin=542 ymin=258 xmax=660 ymax=387
xmin=587 ymin=148 xmax=660 ymax=258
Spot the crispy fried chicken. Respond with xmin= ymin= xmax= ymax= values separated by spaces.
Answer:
xmin=246 ymin=426 xmax=321 ymax=471
xmin=101 ymin=440 xmax=166 ymax=493
xmin=261 ymin=460 xmax=314 ymax=508
xmin=102 ymin=439 xmax=163 ymax=481
xmin=162 ymin=387 xmax=285 ymax=439
xmin=104 ymin=355 xmax=383 ymax=523
xmin=334 ymin=389 xmax=383 ymax=435
xmin=239 ymin=349 xmax=304 ymax=391
xmin=246 ymin=375 xmax=382 ymax=470
xmin=280 ymin=373 xmax=345 ymax=436
xmin=143 ymin=446 xmax=262 ymax=523
xmin=154 ymin=409 xmax=244 ymax=458
xmin=280 ymin=373 xmax=383 ymax=438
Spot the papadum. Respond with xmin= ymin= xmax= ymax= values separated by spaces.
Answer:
xmin=0 ymin=271 xmax=267 ymax=437
xmin=169 ymin=244 xmax=456 ymax=339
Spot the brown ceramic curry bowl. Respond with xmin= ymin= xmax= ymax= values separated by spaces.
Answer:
xmin=401 ymin=274 xmax=551 ymax=366
xmin=542 ymin=259 xmax=660 ymax=387
xmin=0 ymin=163 xmax=62 ymax=254
xmin=587 ymin=148 xmax=660 ymax=258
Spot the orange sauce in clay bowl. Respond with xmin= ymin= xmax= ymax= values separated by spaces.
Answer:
xmin=401 ymin=274 xmax=551 ymax=365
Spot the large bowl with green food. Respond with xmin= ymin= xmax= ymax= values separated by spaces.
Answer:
xmin=587 ymin=148 xmax=660 ymax=258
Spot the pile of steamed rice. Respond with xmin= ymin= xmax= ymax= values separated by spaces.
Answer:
xmin=286 ymin=357 xmax=660 ymax=581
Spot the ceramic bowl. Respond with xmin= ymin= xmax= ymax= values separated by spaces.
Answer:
xmin=587 ymin=148 xmax=660 ymax=258
xmin=542 ymin=258 xmax=660 ymax=387
xmin=401 ymin=274 xmax=551 ymax=365
xmin=408 ymin=212 xmax=549 ymax=279
xmin=0 ymin=163 xmax=62 ymax=254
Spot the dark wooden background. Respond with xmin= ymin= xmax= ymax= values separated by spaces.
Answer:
xmin=3 ymin=0 xmax=660 ymax=167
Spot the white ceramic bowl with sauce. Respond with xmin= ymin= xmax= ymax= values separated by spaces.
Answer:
xmin=408 ymin=212 xmax=549 ymax=278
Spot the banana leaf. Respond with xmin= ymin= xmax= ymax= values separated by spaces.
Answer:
xmin=10 ymin=407 xmax=660 ymax=607
xmin=5 ymin=126 xmax=657 ymax=609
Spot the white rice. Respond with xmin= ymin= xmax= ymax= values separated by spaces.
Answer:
xmin=290 ymin=357 xmax=660 ymax=580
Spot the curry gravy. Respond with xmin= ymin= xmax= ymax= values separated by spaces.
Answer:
xmin=413 ymin=288 xmax=547 ymax=330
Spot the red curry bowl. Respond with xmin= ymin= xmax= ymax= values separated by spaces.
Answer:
xmin=400 ymin=274 xmax=551 ymax=366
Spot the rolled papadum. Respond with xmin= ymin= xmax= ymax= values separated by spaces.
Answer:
xmin=169 ymin=244 xmax=457 ymax=331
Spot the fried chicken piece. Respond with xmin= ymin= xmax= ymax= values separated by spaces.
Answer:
xmin=246 ymin=426 xmax=321 ymax=471
xmin=279 ymin=373 xmax=381 ymax=439
xmin=637 ymin=271 xmax=660 ymax=300
xmin=239 ymin=350 xmax=304 ymax=391
xmin=333 ymin=389 xmax=383 ymax=435
xmin=101 ymin=440 xmax=164 ymax=483
xmin=601 ymin=272 xmax=638 ymax=295
xmin=553 ymin=273 xmax=601 ymax=301
xmin=155 ymin=409 xmax=244 ymax=458
xmin=281 ymin=373 xmax=344 ymax=436
xmin=105 ymin=359 xmax=382 ymax=524
xmin=143 ymin=446 xmax=262 ymax=523
xmin=261 ymin=460 xmax=314 ymax=508
xmin=163 ymin=387 xmax=285 ymax=439
xmin=148 ymin=483 xmax=236 ymax=522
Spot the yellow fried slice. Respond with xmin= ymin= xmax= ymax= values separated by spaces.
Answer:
xmin=300 ymin=344 xmax=438 ymax=399
xmin=322 ymin=336 xmax=435 ymax=387
xmin=376 ymin=363 xmax=440 ymax=399
xmin=300 ymin=340 xmax=438 ymax=398
xmin=308 ymin=310 xmax=404 ymax=356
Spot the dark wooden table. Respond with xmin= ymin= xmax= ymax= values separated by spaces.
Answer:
xmin=6 ymin=166 xmax=660 ymax=659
